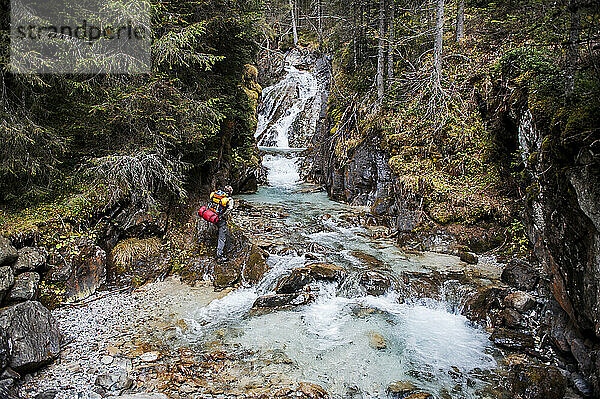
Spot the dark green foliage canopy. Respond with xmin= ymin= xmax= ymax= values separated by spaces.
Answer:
xmin=0 ymin=0 xmax=263 ymax=209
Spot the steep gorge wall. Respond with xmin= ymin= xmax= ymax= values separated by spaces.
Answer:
xmin=504 ymin=95 xmax=600 ymax=392
xmin=303 ymin=54 xmax=424 ymax=238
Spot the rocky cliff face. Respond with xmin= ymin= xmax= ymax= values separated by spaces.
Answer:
xmin=306 ymin=126 xmax=420 ymax=230
xmin=507 ymin=97 xmax=600 ymax=393
xmin=302 ymin=55 xmax=416 ymax=230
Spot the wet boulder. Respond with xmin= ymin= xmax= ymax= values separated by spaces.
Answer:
xmin=495 ymin=308 xmax=523 ymax=329
xmin=360 ymin=271 xmax=392 ymax=296
xmin=297 ymin=382 xmax=330 ymax=399
xmin=199 ymin=219 xmax=271 ymax=289
xmin=462 ymin=286 xmax=509 ymax=324
xmin=0 ymin=301 xmax=61 ymax=372
xmin=65 ymin=245 xmax=106 ymax=302
xmin=12 ymin=248 xmax=46 ymax=273
xmin=490 ymin=327 xmax=535 ymax=351
xmin=501 ymin=260 xmax=539 ymax=291
xmin=0 ymin=239 xmax=17 ymax=266
xmin=305 ymin=253 xmax=320 ymax=261
xmin=213 ymin=261 xmax=241 ymax=289
xmin=242 ymin=245 xmax=269 ymax=284
xmin=275 ymin=263 xmax=346 ymax=294
xmin=306 ymin=263 xmax=346 ymax=281
xmin=6 ymin=272 xmax=40 ymax=302
xmin=0 ymin=267 xmax=15 ymax=302
xmin=459 ymin=250 xmax=478 ymax=265
xmin=276 ymin=268 xmax=313 ymax=294
xmin=253 ymin=293 xmax=313 ymax=309
xmin=368 ymin=332 xmax=387 ymax=350
xmin=508 ymin=364 xmax=566 ymax=399
xmin=504 ymin=291 xmax=535 ymax=313
xmin=387 ymin=381 xmax=416 ymax=397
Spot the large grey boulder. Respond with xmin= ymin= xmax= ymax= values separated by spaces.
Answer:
xmin=253 ymin=293 xmax=313 ymax=309
xmin=12 ymin=248 xmax=46 ymax=273
xmin=0 ymin=239 xmax=17 ymax=267
xmin=0 ymin=267 xmax=15 ymax=302
xmin=0 ymin=301 xmax=61 ymax=372
xmin=117 ymin=395 xmax=168 ymax=399
xmin=6 ymin=272 xmax=40 ymax=302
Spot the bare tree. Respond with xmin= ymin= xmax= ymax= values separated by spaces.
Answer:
xmin=433 ymin=0 xmax=444 ymax=88
xmin=387 ymin=0 xmax=395 ymax=87
xmin=566 ymin=0 xmax=580 ymax=100
xmin=318 ymin=0 xmax=323 ymax=49
xmin=377 ymin=0 xmax=386 ymax=104
xmin=289 ymin=0 xmax=298 ymax=46
xmin=456 ymin=0 xmax=464 ymax=42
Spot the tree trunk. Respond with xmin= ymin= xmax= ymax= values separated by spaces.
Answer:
xmin=353 ymin=2 xmax=358 ymax=70
xmin=318 ymin=0 xmax=323 ymax=49
xmin=456 ymin=0 xmax=464 ymax=42
xmin=289 ymin=0 xmax=298 ymax=46
xmin=566 ymin=1 xmax=580 ymax=100
xmin=433 ymin=0 xmax=444 ymax=88
xmin=387 ymin=0 xmax=395 ymax=88
xmin=377 ymin=0 xmax=386 ymax=104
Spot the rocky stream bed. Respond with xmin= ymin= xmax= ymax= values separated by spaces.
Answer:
xmin=0 ymin=183 xmax=580 ymax=399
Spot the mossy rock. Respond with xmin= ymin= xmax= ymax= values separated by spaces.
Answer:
xmin=213 ymin=261 xmax=241 ymax=289
xmin=508 ymin=364 xmax=566 ymax=399
xmin=242 ymin=244 xmax=269 ymax=284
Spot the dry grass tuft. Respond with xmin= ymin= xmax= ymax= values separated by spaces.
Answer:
xmin=111 ymin=237 xmax=162 ymax=271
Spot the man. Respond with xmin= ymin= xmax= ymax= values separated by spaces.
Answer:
xmin=209 ymin=185 xmax=234 ymax=262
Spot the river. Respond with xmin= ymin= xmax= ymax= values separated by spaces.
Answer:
xmin=175 ymin=50 xmax=505 ymax=399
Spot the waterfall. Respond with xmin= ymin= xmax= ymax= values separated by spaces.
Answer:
xmin=256 ymin=48 xmax=322 ymax=150
xmin=256 ymin=49 xmax=324 ymax=188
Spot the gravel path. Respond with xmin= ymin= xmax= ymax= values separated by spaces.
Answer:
xmin=20 ymin=277 xmax=227 ymax=399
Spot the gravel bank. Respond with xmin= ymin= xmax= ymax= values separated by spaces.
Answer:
xmin=20 ymin=277 xmax=227 ymax=399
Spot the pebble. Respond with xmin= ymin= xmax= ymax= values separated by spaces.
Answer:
xmin=140 ymin=351 xmax=160 ymax=362
xmin=100 ymin=355 xmax=113 ymax=365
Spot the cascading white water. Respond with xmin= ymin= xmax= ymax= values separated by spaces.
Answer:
xmin=256 ymin=49 xmax=321 ymax=149
xmin=235 ymin=284 xmax=496 ymax=398
xmin=262 ymin=152 xmax=300 ymax=188
xmin=178 ymin=50 xmax=501 ymax=398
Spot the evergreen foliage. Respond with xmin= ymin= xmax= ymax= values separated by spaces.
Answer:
xmin=0 ymin=0 xmax=263 ymax=216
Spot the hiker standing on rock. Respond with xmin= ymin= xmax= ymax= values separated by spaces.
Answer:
xmin=198 ymin=185 xmax=234 ymax=263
